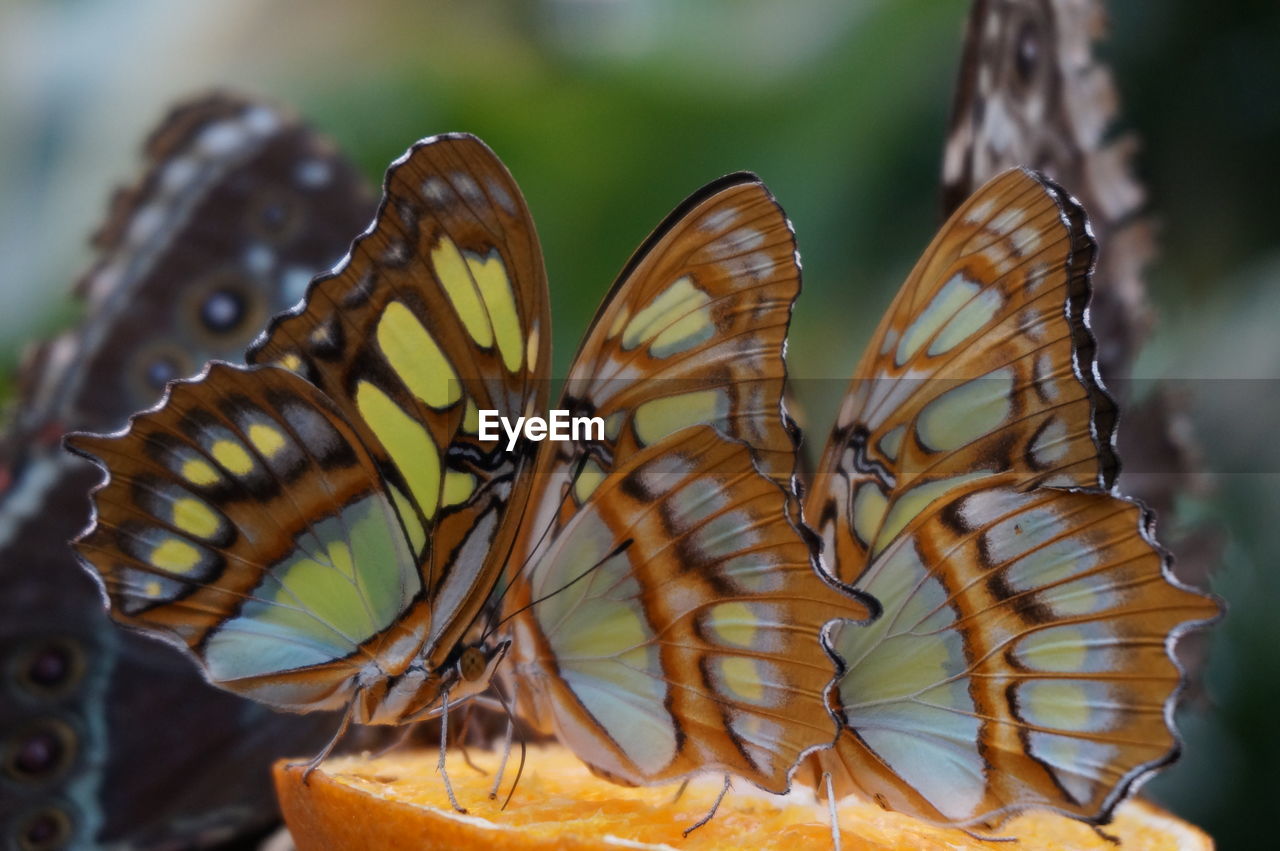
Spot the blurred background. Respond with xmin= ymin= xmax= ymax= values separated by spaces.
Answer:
xmin=1 ymin=0 xmax=1275 ymax=846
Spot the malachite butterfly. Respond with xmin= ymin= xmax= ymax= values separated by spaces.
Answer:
xmin=794 ymin=167 xmax=1220 ymax=828
xmin=67 ymin=132 xmax=878 ymax=803
xmin=1 ymin=92 xmax=373 ymax=850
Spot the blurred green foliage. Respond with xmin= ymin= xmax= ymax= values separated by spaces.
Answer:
xmin=3 ymin=0 xmax=1276 ymax=845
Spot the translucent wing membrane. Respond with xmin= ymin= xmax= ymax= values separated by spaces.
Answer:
xmin=810 ymin=477 xmax=1217 ymax=824
xmin=68 ymin=364 xmax=424 ymax=711
xmin=811 ymin=169 xmax=1115 ymax=587
xmin=504 ymin=426 xmax=875 ymax=793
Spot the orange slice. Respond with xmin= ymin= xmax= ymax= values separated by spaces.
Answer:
xmin=274 ymin=745 xmax=1211 ymax=850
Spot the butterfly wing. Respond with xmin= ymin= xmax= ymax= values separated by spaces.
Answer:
xmin=69 ymin=364 xmax=425 ymax=710
xmin=70 ymin=134 xmax=550 ymax=713
xmin=813 ymin=168 xmax=1114 ymax=587
xmin=812 ymin=476 xmax=1217 ymax=825
xmin=1 ymin=93 xmax=372 ymax=849
xmin=249 ymin=132 xmax=552 ymax=677
xmin=509 ymin=174 xmax=807 ymax=585
xmin=506 ymin=426 xmax=866 ymax=792
xmin=804 ymin=170 xmax=1219 ymax=824
xmin=500 ymin=176 xmax=876 ymax=792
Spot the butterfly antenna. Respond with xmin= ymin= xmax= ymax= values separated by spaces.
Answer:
xmin=436 ymin=688 xmax=467 ymax=813
xmin=961 ymin=827 xmax=1018 ymax=844
xmin=682 ymin=775 xmax=731 ymax=838
xmin=480 ymin=451 xmax=590 ymax=640
xmin=824 ymin=771 xmax=843 ymax=851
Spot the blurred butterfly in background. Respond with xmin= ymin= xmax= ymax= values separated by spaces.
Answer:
xmin=0 ymin=93 xmax=374 ymax=850
xmin=67 ymin=132 xmax=877 ymax=808
xmin=941 ymin=0 xmax=1220 ymax=598
xmin=795 ymin=167 xmax=1219 ymax=826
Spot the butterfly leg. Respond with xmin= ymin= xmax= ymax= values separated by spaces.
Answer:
xmin=959 ymin=827 xmax=1017 ymax=844
xmin=1091 ymin=824 xmax=1121 ymax=845
xmin=437 ymin=688 xmax=467 ymax=813
xmin=669 ymin=778 xmax=691 ymax=805
xmin=296 ymin=702 xmax=355 ymax=785
xmin=682 ymin=775 xmax=731 ymax=838
xmin=824 ymin=772 xmax=843 ymax=851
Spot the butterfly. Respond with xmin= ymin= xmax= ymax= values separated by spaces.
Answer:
xmin=941 ymin=0 xmax=1218 ymax=682
xmin=67 ymin=132 xmax=878 ymax=805
xmin=0 ymin=93 xmax=374 ymax=850
xmin=795 ymin=168 xmax=1219 ymax=827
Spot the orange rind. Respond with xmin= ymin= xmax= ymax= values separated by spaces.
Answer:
xmin=274 ymin=745 xmax=1211 ymax=850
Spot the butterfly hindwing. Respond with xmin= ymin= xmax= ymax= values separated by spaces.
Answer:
xmin=506 ymin=426 xmax=864 ymax=792
xmin=68 ymin=363 xmax=426 ymax=710
xmin=816 ymin=475 xmax=1215 ymax=824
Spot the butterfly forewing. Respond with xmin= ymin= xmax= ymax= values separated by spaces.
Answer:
xmin=248 ymin=134 xmax=551 ymax=667
xmin=505 ymin=426 xmax=869 ymax=792
xmin=564 ymin=175 xmax=802 ymax=476
xmin=509 ymin=176 xmax=805 ymax=597
xmin=812 ymin=169 xmax=1115 ymax=587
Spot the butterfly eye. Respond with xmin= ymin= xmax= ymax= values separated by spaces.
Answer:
xmin=457 ymin=646 xmax=487 ymax=682
xmin=13 ymin=638 xmax=85 ymax=699
xmin=13 ymin=806 xmax=74 ymax=851
xmin=200 ymin=287 xmax=248 ymax=334
xmin=3 ymin=720 xmax=77 ymax=784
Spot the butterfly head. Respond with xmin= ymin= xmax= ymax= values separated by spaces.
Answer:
xmin=359 ymin=639 xmax=510 ymax=725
